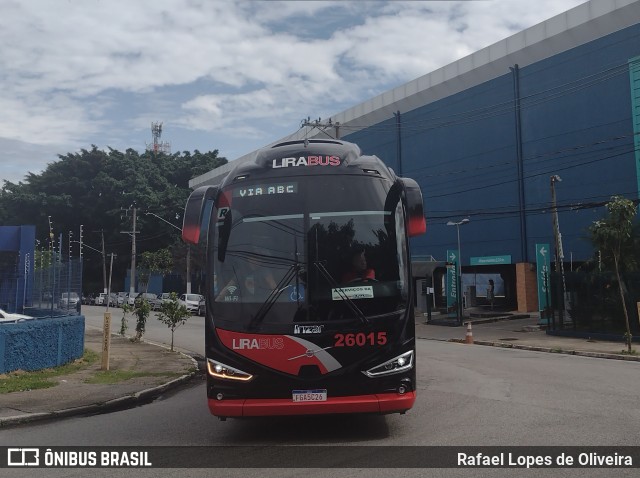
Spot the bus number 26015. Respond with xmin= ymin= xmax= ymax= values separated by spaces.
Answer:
xmin=334 ymin=332 xmax=387 ymax=347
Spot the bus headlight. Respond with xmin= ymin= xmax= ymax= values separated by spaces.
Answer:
xmin=362 ymin=350 xmax=414 ymax=378
xmin=207 ymin=358 xmax=254 ymax=382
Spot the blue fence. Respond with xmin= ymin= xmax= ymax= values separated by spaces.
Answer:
xmin=0 ymin=314 xmax=85 ymax=374
xmin=1 ymin=256 xmax=82 ymax=317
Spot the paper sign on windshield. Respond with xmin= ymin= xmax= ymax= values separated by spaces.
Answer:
xmin=331 ymin=286 xmax=374 ymax=300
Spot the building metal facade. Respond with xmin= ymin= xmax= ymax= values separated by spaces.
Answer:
xmin=190 ymin=0 xmax=640 ymax=311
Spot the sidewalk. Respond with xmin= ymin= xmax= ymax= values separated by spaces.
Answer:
xmin=415 ymin=310 xmax=640 ymax=361
xmin=1 ymin=313 xmax=637 ymax=428
xmin=0 ymin=328 xmax=199 ymax=428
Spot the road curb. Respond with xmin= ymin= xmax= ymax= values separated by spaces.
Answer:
xmin=441 ymin=338 xmax=640 ymax=362
xmin=0 ymin=349 xmax=200 ymax=429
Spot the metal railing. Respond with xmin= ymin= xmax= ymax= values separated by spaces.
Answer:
xmin=547 ymin=270 xmax=640 ymax=337
xmin=26 ymin=259 xmax=83 ymax=317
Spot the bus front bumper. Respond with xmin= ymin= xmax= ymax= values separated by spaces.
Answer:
xmin=207 ymin=391 xmax=416 ymax=418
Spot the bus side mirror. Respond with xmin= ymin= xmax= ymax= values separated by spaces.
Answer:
xmin=400 ymin=177 xmax=426 ymax=237
xmin=182 ymin=185 xmax=219 ymax=244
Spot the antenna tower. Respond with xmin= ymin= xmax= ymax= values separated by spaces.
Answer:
xmin=146 ymin=122 xmax=171 ymax=157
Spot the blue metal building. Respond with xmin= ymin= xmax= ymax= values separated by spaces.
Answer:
xmin=190 ymin=0 xmax=640 ymax=311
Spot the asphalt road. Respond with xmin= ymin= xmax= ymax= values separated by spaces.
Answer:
xmin=3 ymin=309 xmax=639 ymax=477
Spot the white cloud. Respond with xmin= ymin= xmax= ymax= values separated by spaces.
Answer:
xmin=0 ymin=0 xmax=587 ymax=184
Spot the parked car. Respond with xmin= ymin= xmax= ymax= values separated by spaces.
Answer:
xmin=127 ymin=292 xmax=140 ymax=306
xmin=116 ymin=292 xmax=128 ymax=307
xmin=95 ymin=292 xmax=109 ymax=305
xmin=95 ymin=292 xmax=117 ymax=306
xmin=150 ymin=292 xmax=172 ymax=311
xmin=0 ymin=308 xmax=34 ymax=323
xmin=179 ymin=293 xmax=204 ymax=314
xmin=134 ymin=293 xmax=158 ymax=308
xmin=60 ymin=292 xmax=80 ymax=308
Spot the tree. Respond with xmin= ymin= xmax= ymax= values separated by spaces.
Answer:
xmin=0 ymin=146 xmax=227 ymax=293
xmin=138 ymin=249 xmax=174 ymax=292
xmin=590 ymin=196 xmax=638 ymax=353
xmin=156 ymin=293 xmax=191 ymax=352
xmin=132 ymin=298 xmax=151 ymax=342
xmin=119 ymin=303 xmax=132 ymax=336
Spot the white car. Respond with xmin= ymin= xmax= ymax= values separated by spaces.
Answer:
xmin=150 ymin=292 xmax=172 ymax=311
xmin=95 ymin=292 xmax=109 ymax=305
xmin=116 ymin=292 xmax=128 ymax=307
xmin=0 ymin=308 xmax=34 ymax=323
xmin=127 ymin=292 xmax=140 ymax=306
xmin=60 ymin=292 xmax=80 ymax=308
xmin=134 ymin=293 xmax=158 ymax=307
xmin=179 ymin=293 xmax=204 ymax=314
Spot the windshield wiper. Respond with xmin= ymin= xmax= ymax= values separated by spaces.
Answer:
xmin=248 ymin=263 xmax=301 ymax=330
xmin=313 ymin=261 xmax=369 ymax=326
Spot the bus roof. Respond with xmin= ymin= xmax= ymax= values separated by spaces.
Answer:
xmin=219 ymin=139 xmax=395 ymax=187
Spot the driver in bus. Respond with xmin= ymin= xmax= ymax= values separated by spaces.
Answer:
xmin=341 ymin=245 xmax=376 ymax=283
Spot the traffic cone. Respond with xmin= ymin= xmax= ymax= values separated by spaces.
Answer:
xmin=465 ymin=322 xmax=474 ymax=344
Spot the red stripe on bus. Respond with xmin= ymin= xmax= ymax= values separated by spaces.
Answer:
xmin=208 ymin=391 xmax=416 ymax=417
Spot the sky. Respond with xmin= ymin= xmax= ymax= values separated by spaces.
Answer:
xmin=0 ymin=0 xmax=588 ymax=185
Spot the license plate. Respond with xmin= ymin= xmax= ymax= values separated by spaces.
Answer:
xmin=292 ymin=389 xmax=327 ymax=402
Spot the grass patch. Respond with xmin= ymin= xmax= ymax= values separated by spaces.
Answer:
xmin=0 ymin=349 xmax=99 ymax=394
xmin=620 ymin=349 xmax=638 ymax=355
xmin=84 ymin=370 xmax=182 ymax=384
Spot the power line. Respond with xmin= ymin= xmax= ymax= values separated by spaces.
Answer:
xmin=422 ymin=142 xmax=638 ymax=200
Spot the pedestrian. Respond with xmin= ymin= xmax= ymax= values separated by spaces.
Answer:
xmin=487 ymin=279 xmax=495 ymax=310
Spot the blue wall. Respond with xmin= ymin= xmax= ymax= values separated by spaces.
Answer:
xmin=0 ymin=225 xmax=36 ymax=313
xmin=0 ymin=315 xmax=84 ymax=373
xmin=345 ymin=23 xmax=640 ymax=266
xmin=123 ymin=270 xmax=163 ymax=294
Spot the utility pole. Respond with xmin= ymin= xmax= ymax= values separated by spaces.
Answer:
xmin=79 ymin=225 xmax=83 ymax=260
xmin=67 ymin=230 xmax=73 ymax=305
xmin=131 ymin=207 xmax=137 ymax=295
xmin=78 ymin=225 xmax=84 ymax=312
xmin=102 ymin=252 xmax=117 ymax=371
xmin=394 ymin=110 xmax=402 ymax=176
xmin=121 ymin=204 xmax=139 ymax=295
xmin=47 ymin=216 xmax=54 ymax=265
xmin=47 ymin=216 xmax=54 ymax=315
xmin=93 ymin=230 xmax=107 ymax=293
xmin=550 ymin=175 xmax=567 ymax=325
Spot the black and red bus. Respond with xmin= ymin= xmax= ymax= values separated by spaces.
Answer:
xmin=182 ymin=139 xmax=426 ymax=419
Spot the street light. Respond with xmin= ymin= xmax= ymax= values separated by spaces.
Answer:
xmin=145 ymin=212 xmax=192 ymax=294
xmin=446 ymin=218 xmax=470 ymax=324
xmin=145 ymin=212 xmax=182 ymax=233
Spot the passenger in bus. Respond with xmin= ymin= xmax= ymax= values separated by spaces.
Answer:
xmin=341 ymin=245 xmax=376 ymax=283
xmin=216 ymin=247 xmax=278 ymax=301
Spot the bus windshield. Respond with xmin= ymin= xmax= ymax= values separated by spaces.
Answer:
xmin=210 ymin=174 xmax=409 ymax=331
